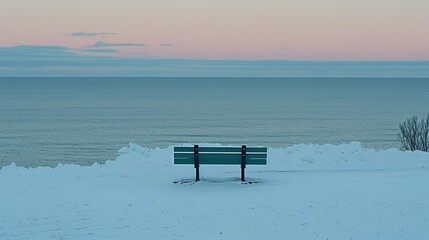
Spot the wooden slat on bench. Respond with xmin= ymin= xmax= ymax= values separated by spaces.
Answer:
xmin=174 ymin=147 xmax=267 ymax=153
xmin=174 ymin=147 xmax=194 ymax=152
xmin=174 ymin=153 xmax=267 ymax=158
xmin=174 ymin=157 xmax=267 ymax=165
xmin=174 ymin=153 xmax=267 ymax=165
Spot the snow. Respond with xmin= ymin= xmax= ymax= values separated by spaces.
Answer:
xmin=1 ymin=142 xmax=428 ymax=239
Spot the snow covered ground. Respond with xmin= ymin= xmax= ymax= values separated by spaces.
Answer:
xmin=1 ymin=142 xmax=428 ymax=239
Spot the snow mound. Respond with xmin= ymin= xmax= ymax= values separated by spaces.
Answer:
xmin=1 ymin=142 xmax=428 ymax=174
xmin=271 ymin=141 xmax=428 ymax=171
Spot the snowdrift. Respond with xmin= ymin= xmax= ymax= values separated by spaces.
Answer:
xmin=2 ymin=142 xmax=428 ymax=175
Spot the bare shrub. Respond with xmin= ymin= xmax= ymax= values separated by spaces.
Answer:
xmin=397 ymin=114 xmax=429 ymax=152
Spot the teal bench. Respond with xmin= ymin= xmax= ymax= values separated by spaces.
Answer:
xmin=174 ymin=145 xmax=267 ymax=181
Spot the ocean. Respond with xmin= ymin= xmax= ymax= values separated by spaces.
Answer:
xmin=1 ymin=77 xmax=428 ymax=167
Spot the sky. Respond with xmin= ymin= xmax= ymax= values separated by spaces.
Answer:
xmin=1 ymin=0 xmax=428 ymax=76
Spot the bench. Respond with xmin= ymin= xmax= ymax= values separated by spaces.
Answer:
xmin=174 ymin=145 xmax=267 ymax=181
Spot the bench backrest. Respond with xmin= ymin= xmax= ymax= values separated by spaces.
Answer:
xmin=174 ymin=146 xmax=267 ymax=165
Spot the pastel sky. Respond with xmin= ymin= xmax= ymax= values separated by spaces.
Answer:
xmin=1 ymin=0 xmax=429 ymax=76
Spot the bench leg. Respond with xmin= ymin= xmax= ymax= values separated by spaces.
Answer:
xmin=195 ymin=165 xmax=200 ymax=181
xmin=241 ymin=145 xmax=246 ymax=181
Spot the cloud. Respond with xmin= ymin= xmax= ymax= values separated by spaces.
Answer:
xmin=1 ymin=44 xmax=428 ymax=77
xmin=0 ymin=45 xmax=73 ymax=58
xmin=125 ymin=52 xmax=145 ymax=55
xmin=79 ymin=48 xmax=118 ymax=53
xmin=0 ymin=45 xmax=103 ymax=68
xmin=68 ymin=32 xmax=117 ymax=37
xmin=87 ymin=41 xmax=145 ymax=48
xmin=160 ymin=44 xmax=176 ymax=47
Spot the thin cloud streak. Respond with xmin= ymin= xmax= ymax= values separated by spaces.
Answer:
xmin=68 ymin=32 xmax=117 ymax=37
xmin=87 ymin=42 xmax=145 ymax=48
xmin=79 ymin=48 xmax=118 ymax=53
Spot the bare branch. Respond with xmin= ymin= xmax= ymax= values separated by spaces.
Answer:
xmin=398 ymin=114 xmax=429 ymax=152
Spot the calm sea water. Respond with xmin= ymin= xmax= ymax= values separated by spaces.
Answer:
xmin=1 ymin=77 xmax=428 ymax=167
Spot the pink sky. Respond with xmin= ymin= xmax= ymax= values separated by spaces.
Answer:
xmin=1 ymin=0 xmax=429 ymax=60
